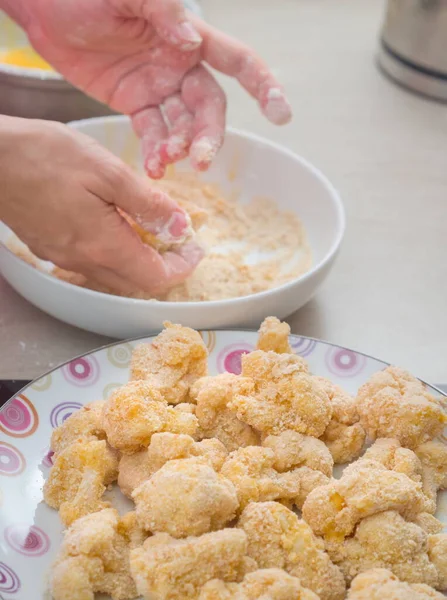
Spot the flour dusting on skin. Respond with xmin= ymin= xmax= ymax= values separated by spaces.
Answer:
xmin=263 ymin=87 xmax=292 ymax=125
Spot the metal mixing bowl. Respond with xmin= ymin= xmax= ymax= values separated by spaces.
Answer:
xmin=0 ymin=10 xmax=114 ymax=122
xmin=0 ymin=65 xmax=114 ymax=122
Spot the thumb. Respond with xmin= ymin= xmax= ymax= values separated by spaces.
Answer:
xmin=140 ymin=0 xmax=202 ymax=50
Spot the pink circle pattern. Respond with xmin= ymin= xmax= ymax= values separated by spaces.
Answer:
xmin=289 ymin=337 xmax=317 ymax=358
xmin=0 ymin=442 xmax=26 ymax=476
xmin=0 ymin=395 xmax=39 ymax=438
xmin=217 ymin=343 xmax=254 ymax=375
xmin=62 ymin=355 xmax=100 ymax=387
xmin=0 ymin=561 xmax=20 ymax=593
xmin=4 ymin=525 xmax=50 ymax=557
xmin=325 ymin=346 xmax=366 ymax=378
xmin=50 ymin=402 xmax=83 ymax=429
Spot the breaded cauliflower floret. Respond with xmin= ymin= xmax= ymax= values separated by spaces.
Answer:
xmin=238 ymin=502 xmax=345 ymax=600
xmin=118 ymin=433 xmax=228 ymax=498
xmin=314 ymin=377 xmax=366 ymax=463
xmin=302 ymin=459 xmax=427 ymax=540
xmin=357 ymin=366 xmax=446 ymax=449
xmin=413 ymin=513 xmax=445 ymax=535
xmin=241 ymin=349 xmax=309 ymax=382
xmin=229 ymin=352 xmax=332 ymax=438
xmin=199 ymin=568 xmax=319 ymax=600
xmin=191 ymin=374 xmax=260 ymax=451
xmin=50 ymin=508 xmax=145 ymax=600
xmin=428 ymin=534 xmax=447 ymax=590
xmin=360 ymin=438 xmax=447 ymax=514
xmin=133 ymin=457 xmax=239 ymax=538
xmin=129 ymin=529 xmax=255 ymax=600
xmin=262 ymin=430 xmax=333 ymax=477
xmin=347 ymin=568 xmax=445 ymax=600
xmin=220 ymin=446 xmax=329 ymax=512
xmin=44 ymin=439 xmax=119 ymax=526
xmin=325 ymin=511 xmax=441 ymax=588
xmin=256 ymin=317 xmax=293 ymax=354
xmin=361 ymin=438 xmax=422 ymax=480
xmin=130 ymin=322 xmax=208 ymax=404
xmin=51 ymin=401 xmax=106 ymax=455
xmin=415 ymin=441 xmax=447 ymax=514
xmin=102 ymin=381 xmax=198 ymax=454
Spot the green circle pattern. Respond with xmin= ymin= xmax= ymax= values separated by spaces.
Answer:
xmin=107 ymin=343 xmax=134 ymax=368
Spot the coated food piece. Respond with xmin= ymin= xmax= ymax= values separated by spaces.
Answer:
xmin=130 ymin=322 xmax=208 ymax=404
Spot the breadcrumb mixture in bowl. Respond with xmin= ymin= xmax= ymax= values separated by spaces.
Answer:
xmin=48 ymin=171 xmax=313 ymax=302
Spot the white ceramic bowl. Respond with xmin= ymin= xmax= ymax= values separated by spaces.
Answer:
xmin=0 ymin=116 xmax=345 ymax=338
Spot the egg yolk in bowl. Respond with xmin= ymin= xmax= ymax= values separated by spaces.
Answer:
xmin=1 ymin=46 xmax=53 ymax=71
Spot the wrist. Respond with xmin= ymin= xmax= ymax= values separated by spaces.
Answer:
xmin=0 ymin=116 xmax=39 ymax=219
xmin=1 ymin=0 xmax=33 ymax=29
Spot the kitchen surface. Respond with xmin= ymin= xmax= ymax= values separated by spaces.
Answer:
xmin=1 ymin=0 xmax=446 ymax=384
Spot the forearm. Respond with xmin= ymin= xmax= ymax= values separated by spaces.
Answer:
xmin=0 ymin=0 xmax=32 ymax=29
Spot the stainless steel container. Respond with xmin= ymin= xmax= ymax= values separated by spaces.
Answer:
xmin=0 ymin=69 xmax=114 ymax=122
xmin=378 ymin=0 xmax=447 ymax=102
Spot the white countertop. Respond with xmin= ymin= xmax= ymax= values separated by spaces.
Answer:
xmin=1 ymin=0 xmax=446 ymax=384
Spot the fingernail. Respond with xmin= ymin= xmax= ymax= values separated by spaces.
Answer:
xmin=262 ymin=88 xmax=293 ymax=125
xmin=175 ymin=21 xmax=202 ymax=48
xmin=190 ymin=136 xmax=221 ymax=171
xmin=145 ymin=156 xmax=165 ymax=179
xmin=168 ymin=210 xmax=190 ymax=238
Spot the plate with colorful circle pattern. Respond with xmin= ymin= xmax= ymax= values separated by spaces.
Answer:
xmin=0 ymin=330 xmax=446 ymax=599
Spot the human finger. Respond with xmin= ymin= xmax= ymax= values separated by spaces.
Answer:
xmin=132 ymin=106 xmax=168 ymax=178
xmin=137 ymin=0 xmax=202 ymax=50
xmin=193 ymin=18 xmax=292 ymax=125
xmin=159 ymin=94 xmax=194 ymax=164
xmin=181 ymin=65 xmax=226 ymax=171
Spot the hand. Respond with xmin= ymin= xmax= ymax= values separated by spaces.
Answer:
xmin=21 ymin=0 xmax=292 ymax=178
xmin=0 ymin=116 xmax=203 ymax=294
